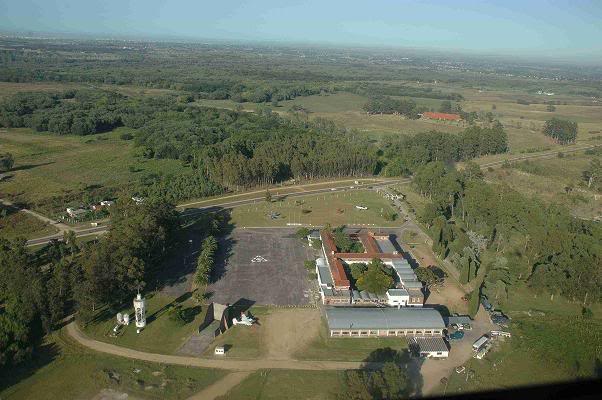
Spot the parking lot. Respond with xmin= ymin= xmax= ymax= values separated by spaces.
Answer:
xmin=207 ymin=228 xmax=314 ymax=305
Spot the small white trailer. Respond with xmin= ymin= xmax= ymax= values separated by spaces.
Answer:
xmin=472 ymin=335 xmax=489 ymax=351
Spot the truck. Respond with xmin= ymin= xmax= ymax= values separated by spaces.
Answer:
xmin=472 ymin=335 xmax=489 ymax=351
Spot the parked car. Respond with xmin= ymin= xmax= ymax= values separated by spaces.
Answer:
xmin=449 ymin=331 xmax=465 ymax=340
xmin=461 ymin=323 xmax=473 ymax=330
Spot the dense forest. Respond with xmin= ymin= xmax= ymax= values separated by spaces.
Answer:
xmin=414 ymin=161 xmax=602 ymax=310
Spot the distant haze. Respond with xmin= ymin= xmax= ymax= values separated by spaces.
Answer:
xmin=1 ymin=0 xmax=601 ymax=61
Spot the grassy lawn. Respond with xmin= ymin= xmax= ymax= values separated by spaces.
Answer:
xmin=230 ymin=189 xmax=401 ymax=227
xmin=0 ymin=206 xmax=58 ymax=240
xmin=218 ymin=369 xmax=346 ymax=400
xmin=0 ymin=328 xmax=226 ymax=400
xmin=201 ymin=307 xmax=271 ymax=359
xmin=82 ymin=292 xmax=206 ymax=355
xmin=441 ymin=314 xmax=602 ymax=396
xmin=0 ymin=128 xmax=187 ymax=215
xmin=294 ymin=318 xmax=408 ymax=362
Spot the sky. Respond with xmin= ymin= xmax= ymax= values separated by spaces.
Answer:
xmin=1 ymin=0 xmax=601 ymax=57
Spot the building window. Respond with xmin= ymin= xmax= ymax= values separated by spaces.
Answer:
xmin=369 ymin=330 xmax=377 ymax=335
xmin=388 ymin=330 xmax=396 ymax=335
xmin=361 ymin=331 xmax=368 ymax=335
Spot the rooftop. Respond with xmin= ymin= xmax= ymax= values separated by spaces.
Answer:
xmin=411 ymin=336 xmax=449 ymax=353
xmin=423 ymin=112 xmax=462 ymax=121
xmin=325 ymin=307 xmax=445 ymax=330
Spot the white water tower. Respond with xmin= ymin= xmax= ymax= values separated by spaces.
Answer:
xmin=133 ymin=293 xmax=146 ymax=331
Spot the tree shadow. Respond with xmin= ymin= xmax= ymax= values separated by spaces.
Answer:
xmin=10 ymin=161 xmax=55 ymax=172
xmin=350 ymin=347 xmax=425 ymax=397
xmin=0 ymin=340 xmax=60 ymax=392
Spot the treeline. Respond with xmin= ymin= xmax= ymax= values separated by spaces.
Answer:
xmin=543 ymin=118 xmax=578 ymax=144
xmin=134 ymin=107 xmax=379 ymax=189
xmin=194 ymin=236 xmax=218 ymax=287
xmin=0 ymin=195 xmax=181 ymax=367
xmin=415 ymin=161 xmax=602 ymax=305
xmin=362 ymin=96 xmax=423 ymax=118
xmin=0 ymin=91 xmax=126 ymax=135
xmin=382 ymin=123 xmax=508 ymax=176
xmin=348 ymin=82 xmax=464 ymax=101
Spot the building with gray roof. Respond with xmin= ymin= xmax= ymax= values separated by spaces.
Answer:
xmin=410 ymin=337 xmax=449 ymax=358
xmin=325 ymin=307 xmax=444 ymax=338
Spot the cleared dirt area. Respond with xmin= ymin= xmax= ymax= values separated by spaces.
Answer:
xmin=264 ymin=308 xmax=322 ymax=360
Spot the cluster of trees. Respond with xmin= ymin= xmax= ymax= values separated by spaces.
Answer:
xmin=76 ymin=196 xmax=179 ymax=320
xmin=0 ymin=91 xmax=125 ymax=135
xmin=543 ymin=118 xmax=578 ymax=144
xmin=349 ymin=82 xmax=464 ymax=101
xmin=415 ymin=161 xmax=602 ymax=305
xmin=583 ymin=158 xmax=601 ymax=191
xmin=0 ymin=152 xmax=14 ymax=172
xmin=382 ymin=124 xmax=508 ymax=177
xmin=362 ymin=96 xmax=422 ymax=118
xmin=350 ymin=259 xmax=395 ymax=295
xmin=194 ymin=236 xmax=218 ymax=288
xmin=0 ymin=195 xmax=181 ymax=367
xmin=341 ymin=362 xmax=410 ymax=400
xmin=331 ymin=226 xmax=364 ymax=253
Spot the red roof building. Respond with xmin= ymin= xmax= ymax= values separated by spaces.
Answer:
xmin=422 ymin=112 xmax=461 ymax=121
xmin=320 ymin=230 xmax=405 ymax=290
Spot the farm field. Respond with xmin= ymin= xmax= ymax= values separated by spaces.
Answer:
xmin=0 ymin=128 xmax=187 ymax=215
xmin=217 ymin=369 xmax=345 ymax=400
xmin=0 ymin=328 xmax=226 ymax=400
xmin=229 ymin=189 xmax=401 ymax=227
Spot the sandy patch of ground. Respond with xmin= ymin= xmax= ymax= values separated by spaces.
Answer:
xmin=263 ymin=308 xmax=322 ymax=360
xmin=91 ymin=389 xmax=142 ymax=400
xmin=186 ymin=371 xmax=253 ymax=400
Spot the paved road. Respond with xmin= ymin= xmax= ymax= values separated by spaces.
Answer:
xmin=26 ymin=177 xmax=405 ymax=247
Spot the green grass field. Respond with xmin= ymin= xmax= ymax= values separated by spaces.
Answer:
xmin=294 ymin=318 xmax=408 ymax=362
xmin=0 ymin=328 xmax=226 ymax=400
xmin=229 ymin=189 xmax=401 ymax=227
xmin=0 ymin=128 xmax=187 ymax=215
xmin=442 ymin=313 xmax=602 ymax=396
xmin=82 ymin=292 xmax=206 ymax=355
xmin=484 ymin=152 xmax=602 ymax=219
xmin=0 ymin=205 xmax=58 ymax=240
xmin=218 ymin=369 xmax=346 ymax=400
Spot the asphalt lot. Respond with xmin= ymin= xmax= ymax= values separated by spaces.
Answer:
xmin=207 ymin=228 xmax=314 ymax=306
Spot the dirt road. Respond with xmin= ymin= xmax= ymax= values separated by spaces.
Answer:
xmin=66 ymin=322 xmax=370 ymax=371
xmin=186 ymin=371 xmax=253 ymax=400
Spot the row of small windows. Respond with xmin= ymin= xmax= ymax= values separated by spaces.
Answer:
xmin=331 ymin=329 xmax=442 ymax=336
